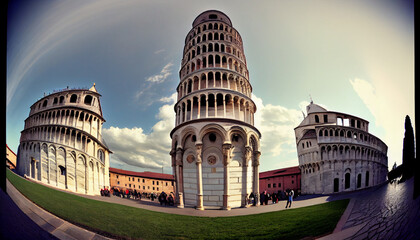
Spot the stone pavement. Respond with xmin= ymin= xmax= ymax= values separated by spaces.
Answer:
xmin=319 ymin=178 xmax=420 ymax=240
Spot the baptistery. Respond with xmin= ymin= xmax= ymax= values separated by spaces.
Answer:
xmin=295 ymin=101 xmax=388 ymax=194
xmin=17 ymin=84 xmax=111 ymax=195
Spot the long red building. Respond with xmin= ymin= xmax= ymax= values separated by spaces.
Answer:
xmin=259 ymin=166 xmax=301 ymax=195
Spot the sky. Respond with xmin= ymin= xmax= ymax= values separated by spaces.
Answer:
xmin=6 ymin=0 xmax=414 ymax=174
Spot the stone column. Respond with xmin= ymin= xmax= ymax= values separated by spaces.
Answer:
xmin=223 ymin=95 xmax=226 ymax=117
xmin=170 ymin=149 xmax=178 ymax=204
xmin=223 ymin=144 xmax=232 ymax=210
xmin=242 ymin=146 xmax=252 ymax=207
xmin=175 ymin=148 xmax=184 ymax=208
xmin=253 ymin=151 xmax=261 ymax=206
xmin=206 ymin=97 xmax=209 ymax=118
xmin=197 ymin=98 xmax=201 ymax=119
xmin=195 ymin=144 xmax=204 ymax=210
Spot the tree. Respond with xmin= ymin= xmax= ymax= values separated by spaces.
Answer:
xmin=402 ymin=115 xmax=415 ymax=180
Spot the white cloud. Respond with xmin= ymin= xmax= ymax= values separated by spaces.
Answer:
xmin=253 ymin=94 xmax=303 ymax=158
xmin=154 ymin=49 xmax=165 ymax=54
xmin=350 ymin=77 xmax=414 ymax=168
xmin=145 ymin=62 xmax=173 ymax=83
xmin=102 ymin=93 xmax=176 ymax=170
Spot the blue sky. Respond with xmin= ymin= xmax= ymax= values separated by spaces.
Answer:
xmin=7 ymin=0 xmax=414 ymax=174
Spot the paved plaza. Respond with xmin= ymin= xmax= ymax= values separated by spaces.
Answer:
xmin=3 ymin=175 xmax=420 ymax=239
xmin=334 ymin=178 xmax=419 ymax=239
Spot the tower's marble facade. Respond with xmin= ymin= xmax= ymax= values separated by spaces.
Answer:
xmin=170 ymin=10 xmax=261 ymax=210
xmin=295 ymin=102 xmax=388 ymax=194
xmin=17 ymin=84 xmax=111 ymax=195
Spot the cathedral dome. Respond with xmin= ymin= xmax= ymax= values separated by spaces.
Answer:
xmin=306 ymin=101 xmax=327 ymax=114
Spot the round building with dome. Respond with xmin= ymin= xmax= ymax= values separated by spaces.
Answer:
xmin=16 ymin=84 xmax=111 ymax=195
xmin=294 ymin=101 xmax=388 ymax=194
xmin=170 ymin=10 xmax=261 ymax=210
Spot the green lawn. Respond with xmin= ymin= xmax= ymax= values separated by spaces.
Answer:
xmin=7 ymin=169 xmax=349 ymax=239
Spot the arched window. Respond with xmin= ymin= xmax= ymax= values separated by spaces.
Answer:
xmin=98 ymin=149 xmax=105 ymax=163
xmin=70 ymin=94 xmax=78 ymax=103
xmin=315 ymin=115 xmax=319 ymax=123
xmin=84 ymin=95 xmax=93 ymax=105
xmin=357 ymin=174 xmax=362 ymax=188
xmin=345 ymin=173 xmax=350 ymax=189
xmin=42 ymin=100 xmax=48 ymax=107
xmin=365 ymin=171 xmax=370 ymax=187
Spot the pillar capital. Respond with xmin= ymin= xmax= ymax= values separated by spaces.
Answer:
xmin=222 ymin=144 xmax=232 ymax=166
xmin=195 ymin=144 xmax=203 ymax=164
xmin=176 ymin=148 xmax=184 ymax=166
xmin=252 ymin=151 xmax=261 ymax=167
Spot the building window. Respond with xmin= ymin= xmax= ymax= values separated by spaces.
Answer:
xmin=268 ymin=184 xmax=271 ymax=188
xmin=345 ymin=173 xmax=351 ymax=189
xmin=153 ymin=181 xmax=155 ymax=185
xmin=138 ymin=178 xmax=140 ymax=182
xmin=116 ymin=175 xmax=119 ymax=179
xmin=157 ymin=187 xmax=159 ymax=191
xmin=157 ymin=181 xmax=159 ymax=186
xmin=129 ymin=184 xmax=131 ymax=187
xmin=117 ymin=181 xmax=120 ymax=185
xmin=292 ymin=181 xmax=294 ymax=184
xmin=278 ymin=183 xmax=281 ymax=188
xmin=153 ymin=187 xmax=155 ymax=190
xmin=273 ymin=183 xmax=276 ymax=188
xmin=143 ymin=186 xmax=145 ymax=190
xmin=143 ymin=179 xmax=145 ymax=183
xmin=324 ymin=115 xmax=328 ymax=123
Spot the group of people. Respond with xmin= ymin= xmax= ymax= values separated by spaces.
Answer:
xmin=158 ymin=191 xmax=175 ymax=206
xmin=250 ymin=189 xmax=295 ymax=208
xmin=100 ymin=187 xmax=110 ymax=197
xmin=111 ymin=187 xmax=143 ymax=200
xmin=108 ymin=187 xmax=175 ymax=207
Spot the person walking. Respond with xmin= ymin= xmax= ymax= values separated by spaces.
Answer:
xmin=286 ymin=189 xmax=294 ymax=208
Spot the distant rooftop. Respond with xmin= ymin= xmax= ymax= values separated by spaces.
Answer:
xmin=109 ymin=167 xmax=174 ymax=181
xmin=259 ymin=166 xmax=300 ymax=179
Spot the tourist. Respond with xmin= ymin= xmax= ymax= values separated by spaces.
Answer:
xmin=249 ymin=192 xmax=254 ymax=205
xmin=286 ymin=189 xmax=294 ymax=208
xmin=167 ymin=193 xmax=174 ymax=206
xmin=260 ymin=192 xmax=264 ymax=205
xmin=264 ymin=191 xmax=269 ymax=205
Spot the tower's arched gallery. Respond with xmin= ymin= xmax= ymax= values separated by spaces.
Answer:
xmin=170 ymin=10 xmax=261 ymax=210
xmin=295 ymin=102 xmax=388 ymax=194
xmin=17 ymin=84 xmax=111 ymax=195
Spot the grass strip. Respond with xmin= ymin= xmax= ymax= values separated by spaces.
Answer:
xmin=7 ymin=169 xmax=348 ymax=239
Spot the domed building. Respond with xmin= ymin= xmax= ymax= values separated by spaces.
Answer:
xmin=170 ymin=10 xmax=261 ymax=210
xmin=294 ymin=101 xmax=388 ymax=194
xmin=16 ymin=84 xmax=111 ymax=195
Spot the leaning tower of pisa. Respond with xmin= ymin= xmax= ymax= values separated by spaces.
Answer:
xmin=16 ymin=84 xmax=111 ymax=195
xmin=170 ymin=10 xmax=261 ymax=210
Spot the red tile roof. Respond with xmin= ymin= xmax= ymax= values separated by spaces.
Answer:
xmin=6 ymin=144 xmax=16 ymax=156
xmin=109 ymin=167 xmax=174 ymax=181
xmin=259 ymin=166 xmax=301 ymax=179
